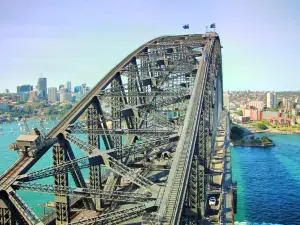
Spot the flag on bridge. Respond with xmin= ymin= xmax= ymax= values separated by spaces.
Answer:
xmin=210 ymin=23 xmax=216 ymax=28
xmin=183 ymin=24 xmax=189 ymax=29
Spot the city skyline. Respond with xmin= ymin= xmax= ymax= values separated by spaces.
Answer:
xmin=1 ymin=1 xmax=300 ymax=92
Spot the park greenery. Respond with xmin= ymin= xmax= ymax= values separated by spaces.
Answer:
xmin=256 ymin=122 xmax=268 ymax=130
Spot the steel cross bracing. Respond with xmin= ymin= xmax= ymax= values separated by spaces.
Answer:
xmin=0 ymin=32 xmax=224 ymax=225
xmin=13 ymin=182 xmax=155 ymax=203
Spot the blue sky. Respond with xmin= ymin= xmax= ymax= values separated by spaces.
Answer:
xmin=0 ymin=0 xmax=300 ymax=92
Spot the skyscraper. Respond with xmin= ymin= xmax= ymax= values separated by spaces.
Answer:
xmin=66 ymin=81 xmax=71 ymax=93
xmin=48 ymin=87 xmax=58 ymax=102
xmin=74 ymin=86 xmax=82 ymax=93
xmin=37 ymin=77 xmax=47 ymax=99
xmin=267 ymin=92 xmax=277 ymax=109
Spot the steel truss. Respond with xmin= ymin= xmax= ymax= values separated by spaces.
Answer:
xmin=0 ymin=32 xmax=224 ymax=225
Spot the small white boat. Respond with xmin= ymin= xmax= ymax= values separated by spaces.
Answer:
xmin=46 ymin=128 xmax=50 ymax=130
xmin=0 ymin=132 xmax=4 ymax=135
xmin=10 ymin=128 xmax=14 ymax=133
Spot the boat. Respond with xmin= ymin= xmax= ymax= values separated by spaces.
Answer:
xmin=0 ymin=132 xmax=4 ymax=135
xmin=46 ymin=128 xmax=50 ymax=130
xmin=10 ymin=128 xmax=14 ymax=133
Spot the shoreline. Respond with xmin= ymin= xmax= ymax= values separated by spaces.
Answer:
xmin=251 ymin=130 xmax=300 ymax=134
xmin=231 ymin=142 xmax=275 ymax=148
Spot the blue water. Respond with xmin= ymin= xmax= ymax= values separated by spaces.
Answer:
xmin=232 ymin=134 xmax=300 ymax=225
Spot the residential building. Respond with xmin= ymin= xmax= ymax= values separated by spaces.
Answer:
xmin=48 ymin=87 xmax=58 ymax=103
xmin=267 ymin=117 xmax=290 ymax=127
xmin=248 ymin=100 xmax=264 ymax=109
xmin=295 ymin=98 xmax=300 ymax=104
xmin=267 ymin=92 xmax=277 ymax=109
xmin=243 ymin=109 xmax=263 ymax=121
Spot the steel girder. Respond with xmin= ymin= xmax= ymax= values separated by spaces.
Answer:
xmin=13 ymin=183 xmax=155 ymax=203
xmin=7 ymin=189 xmax=43 ymax=225
xmin=68 ymin=205 xmax=148 ymax=225
xmin=87 ymin=101 xmax=103 ymax=211
xmin=0 ymin=33 xmax=224 ymax=225
xmin=53 ymin=141 xmax=70 ymax=224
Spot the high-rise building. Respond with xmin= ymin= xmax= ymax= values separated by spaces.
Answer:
xmin=37 ymin=77 xmax=47 ymax=99
xmin=267 ymin=92 xmax=277 ymax=109
xmin=74 ymin=86 xmax=82 ymax=93
xmin=17 ymin=85 xmax=33 ymax=94
xmin=81 ymin=83 xmax=87 ymax=96
xmin=66 ymin=81 xmax=71 ymax=93
xmin=48 ymin=87 xmax=58 ymax=103
xmin=60 ymin=93 xmax=72 ymax=103
xmin=59 ymin=84 xmax=65 ymax=90
xmin=5 ymin=89 xmax=9 ymax=94
xmin=223 ymin=92 xmax=230 ymax=110
xmin=28 ymin=90 xmax=38 ymax=102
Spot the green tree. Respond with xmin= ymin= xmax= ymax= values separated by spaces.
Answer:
xmin=256 ymin=122 xmax=268 ymax=130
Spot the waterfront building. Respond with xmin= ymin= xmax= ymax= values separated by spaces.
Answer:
xmin=48 ymin=87 xmax=58 ymax=103
xmin=37 ymin=77 xmax=47 ymax=99
xmin=267 ymin=92 xmax=277 ymax=109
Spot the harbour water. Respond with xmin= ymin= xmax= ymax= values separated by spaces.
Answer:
xmin=0 ymin=119 xmax=91 ymax=216
xmin=232 ymin=134 xmax=300 ymax=225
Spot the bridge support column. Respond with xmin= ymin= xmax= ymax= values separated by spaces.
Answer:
xmin=87 ymin=103 xmax=103 ymax=211
xmin=128 ymin=62 xmax=138 ymax=129
xmin=111 ymin=79 xmax=122 ymax=155
xmin=53 ymin=141 xmax=70 ymax=225
xmin=0 ymin=197 xmax=15 ymax=225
